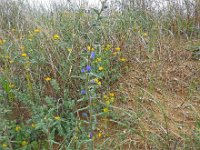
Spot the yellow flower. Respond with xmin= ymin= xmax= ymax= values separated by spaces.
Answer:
xmin=20 ymin=46 xmax=25 ymax=51
xmin=2 ymin=143 xmax=7 ymax=148
xmin=113 ymin=52 xmax=117 ymax=56
xmin=110 ymin=97 xmax=114 ymax=103
xmin=94 ymin=78 xmax=98 ymax=83
xmin=119 ymin=58 xmax=127 ymax=62
xmin=5 ymin=55 xmax=10 ymax=59
xmin=106 ymin=44 xmax=111 ymax=48
xmin=28 ymin=37 xmax=32 ymax=40
xmin=109 ymin=93 xmax=115 ymax=97
xmin=15 ymin=125 xmax=21 ymax=132
xmin=9 ymin=60 xmax=14 ymax=64
xmin=96 ymin=58 xmax=102 ymax=62
xmin=93 ymin=78 xmax=101 ymax=85
xmin=53 ymin=34 xmax=60 ymax=40
xmin=31 ymin=123 xmax=36 ymax=128
xmin=25 ymin=61 xmax=31 ymax=67
xmin=103 ymin=95 xmax=108 ymax=99
xmin=44 ymin=77 xmax=51 ymax=81
xmin=87 ymin=46 xmax=94 ymax=51
xmin=34 ymin=28 xmax=41 ymax=33
xmin=98 ymin=132 xmax=102 ymax=138
xmin=142 ymin=32 xmax=148 ymax=37
xmin=87 ymin=46 xmax=91 ymax=51
xmin=0 ymin=39 xmax=6 ymax=45
xmin=97 ymin=81 xmax=101 ymax=86
xmin=21 ymin=53 xmax=28 ymax=57
xmin=68 ymin=48 xmax=72 ymax=52
xmin=54 ymin=116 xmax=61 ymax=121
xmin=115 ymin=47 xmax=121 ymax=51
xmin=103 ymin=107 xmax=109 ymax=113
xmin=104 ymin=44 xmax=111 ymax=50
xmin=9 ymin=84 xmax=15 ymax=88
xmin=21 ymin=141 xmax=28 ymax=146
xmin=99 ymin=67 xmax=104 ymax=71
xmin=105 ymin=100 xmax=110 ymax=105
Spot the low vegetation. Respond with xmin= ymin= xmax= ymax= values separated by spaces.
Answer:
xmin=0 ymin=0 xmax=199 ymax=149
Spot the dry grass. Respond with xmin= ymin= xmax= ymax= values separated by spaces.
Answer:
xmin=96 ymin=37 xmax=200 ymax=149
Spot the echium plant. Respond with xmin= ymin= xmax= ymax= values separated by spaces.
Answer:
xmin=79 ymin=45 xmax=100 ymax=149
xmin=79 ymin=43 xmax=121 ymax=149
xmin=78 ymin=1 xmax=110 ymax=149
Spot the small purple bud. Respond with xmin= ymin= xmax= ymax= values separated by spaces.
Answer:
xmin=89 ymin=132 xmax=93 ymax=139
xmin=82 ymin=48 xmax=87 ymax=52
xmin=81 ymin=112 xmax=88 ymax=118
xmin=86 ymin=66 xmax=91 ymax=72
xmin=81 ymin=90 xmax=86 ymax=95
xmin=90 ymin=79 xmax=95 ymax=84
xmin=90 ymin=52 xmax=95 ymax=59
xmin=81 ymin=68 xmax=85 ymax=73
xmin=16 ymin=119 xmax=20 ymax=124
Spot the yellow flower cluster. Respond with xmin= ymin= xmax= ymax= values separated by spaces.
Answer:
xmin=102 ymin=107 xmax=109 ymax=112
xmin=9 ymin=60 xmax=14 ymax=64
xmin=0 ymin=39 xmax=6 ymax=45
xmin=119 ymin=57 xmax=127 ymax=62
xmin=21 ymin=141 xmax=28 ymax=146
xmin=15 ymin=125 xmax=21 ymax=132
xmin=9 ymin=84 xmax=15 ymax=88
xmin=95 ymin=57 xmax=102 ymax=63
xmin=98 ymin=132 xmax=102 ymax=138
xmin=20 ymin=46 xmax=25 ymax=51
xmin=21 ymin=53 xmax=28 ymax=57
xmin=2 ymin=143 xmax=7 ymax=148
xmin=31 ymin=123 xmax=36 ymax=128
xmin=112 ymin=47 xmax=121 ymax=56
xmin=102 ymin=92 xmax=115 ymax=113
xmin=53 ymin=34 xmax=60 ymax=40
xmin=99 ymin=66 xmax=104 ymax=71
xmin=94 ymin=78 xmax=101 ymax=86
xmin=44 ymin=77 xmax=51 ymax=81
xmin=142 ymin=32 xmax=148 ymax=37
xmin=104 ymin=44 xmax=111 ymax=51
xmin=28 ymin=34 xmax=33 ymax=41
xmin=4 ymin=55 xmax=10 ymax=59
xmin=34 ymin=28 xmax=41 ymax=33
xmin=67 ymin=48 xmax=72 ymax=52
xmin=115 ymin=47 xmax=121 ymax=51
xmin=54 ymin=116 xmax=61 ymax=121
xmin=87 ymin=46 xmax=94 ymax=51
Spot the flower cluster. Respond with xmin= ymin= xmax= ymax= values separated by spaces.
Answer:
xmin=102 ymin=92 xmax=115 ymax=112
xmin=0 ymin=38 xmax=6 ymax=45
xmin=103 ymin=44 xmax=111 ymax=51
xmin=53 ymin=34 xmax=60 ymax=40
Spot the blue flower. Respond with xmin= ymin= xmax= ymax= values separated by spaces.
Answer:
xmin=81 ymin=90 xmax=86 ymax=95
xmin=90 ymin=52 xmax=95 ymax=59
xmin=81 ymin=68 xmax=85 ymax=73
xmin=86 ymin=66 xmax=91 ymax=72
